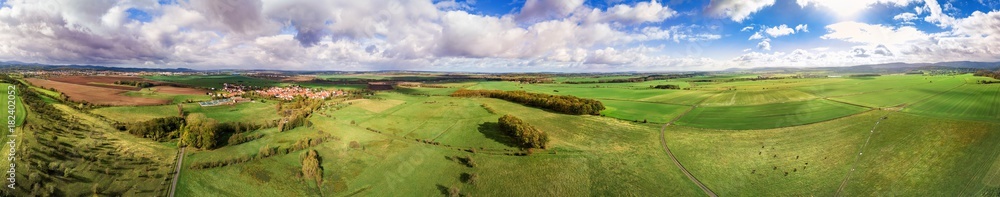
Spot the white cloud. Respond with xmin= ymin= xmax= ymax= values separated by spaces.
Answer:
xmin=893 ymin=12 xmax=918 ymax=21
xmin=516 ymin=0 xmax=585 ymax=23
xmin=795 ymin=24 xmax=808 ymax=32
xmin=0 ymin=0 xmax=722 ymax=71
xmin=821 ymin=22 xmax=927 ymax=45
xmin=749 ymin=31 xmax=765 ymax=40
xmin=705 ymin=0 xmax=776 ymax=22
xmin=575 ymin=0 xmax=678 ymax=25
xmin=765 ymin=24 xmax=795 ymax=37
xmin=757 ymin=38 xmax=771 ymax=51
xmin=741 ymin=25 xmax=754 ymax=32
xmin=796 ymin=0 xmax=920 ymax=9
xmin=922 ymin=0 xmax=957 ymax=27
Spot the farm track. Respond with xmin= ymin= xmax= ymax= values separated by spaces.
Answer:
xmin=168 ymin=147 xmax=185 ymax=197
xmin=823 ymin=98 xmax=875 ymax=109
xmin=658 ymin=96 xmax=717 ymax=197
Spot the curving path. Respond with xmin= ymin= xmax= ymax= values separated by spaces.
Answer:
xmin=658 ymin=97 xmax=717 ymax=197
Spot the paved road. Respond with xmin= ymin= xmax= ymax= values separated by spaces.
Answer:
xmin=168 ymin=147 xmax=185 ymax=197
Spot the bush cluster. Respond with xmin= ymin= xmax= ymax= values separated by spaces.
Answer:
xmin=497 ymin=115 xmax=549 ymax=149
xmin=113 ymin=80 xmax=154 ymax=88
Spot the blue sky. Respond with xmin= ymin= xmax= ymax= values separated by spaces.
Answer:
xmin=0 ymin=0 xmax=998 ymax=71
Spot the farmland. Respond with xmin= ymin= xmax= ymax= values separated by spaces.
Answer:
xmin=24 ymin=78 xmax=170 ymax=106
xmin=7 ymin=71 xmax=1000 ymax=196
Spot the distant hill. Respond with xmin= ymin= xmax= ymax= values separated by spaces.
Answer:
xmin=0 ymin=61 xmax=196 ymax=72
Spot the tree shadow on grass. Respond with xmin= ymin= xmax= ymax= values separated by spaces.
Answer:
xmin=477 ymin=122 xmax=519 ymax=148
xmin=436 ymin=184 xmax=450 ymax=196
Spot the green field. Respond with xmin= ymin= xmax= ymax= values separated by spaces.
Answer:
xmin=905 ymin=84 xmax=1000 ymax=121
xmin=675 ymin=99 xmax=870 ymax=130
xmin=144 ymin=75 xmax=279 ymax=89
xmin=598 ymin=99 xmax=689 ymax=123
xmin=700 ymin=89 xmax=817 ymax=106
xmin=666 ymin=111 xmax=1000 ymax=196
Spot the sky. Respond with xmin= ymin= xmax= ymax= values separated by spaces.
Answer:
xmin=0 ymin=0 xmax=997 ymax=72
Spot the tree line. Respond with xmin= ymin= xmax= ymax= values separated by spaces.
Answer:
xmin=113 ymin=80 xmax=154 ymax=88
xmin=498 ymin=115 xmax=549 ymax=149
xmin=975 ymin=70 xmax=1000 ymax=80
xmin=451 ymin=89 xmax=604 ymax=115
xmin=652 ymin=84 xmax=681 ymax=89
xmin=0 ymin=75 xmax=66 ymax=121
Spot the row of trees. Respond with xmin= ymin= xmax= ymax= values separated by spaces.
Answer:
xmin=113 ymin=80 xmax=154 ymax=88
xmin=498 ymin=115 xmax=549 ymax=149
xmin=974 ymin=70 xmax=1000 ymax=79
xmin=652 ymin=84 xmax=681 ymax=89
xmin=451 ymin=89 xmax=605 ymax=115
xmin=191 ymin=137 xmax=327 ymax=169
